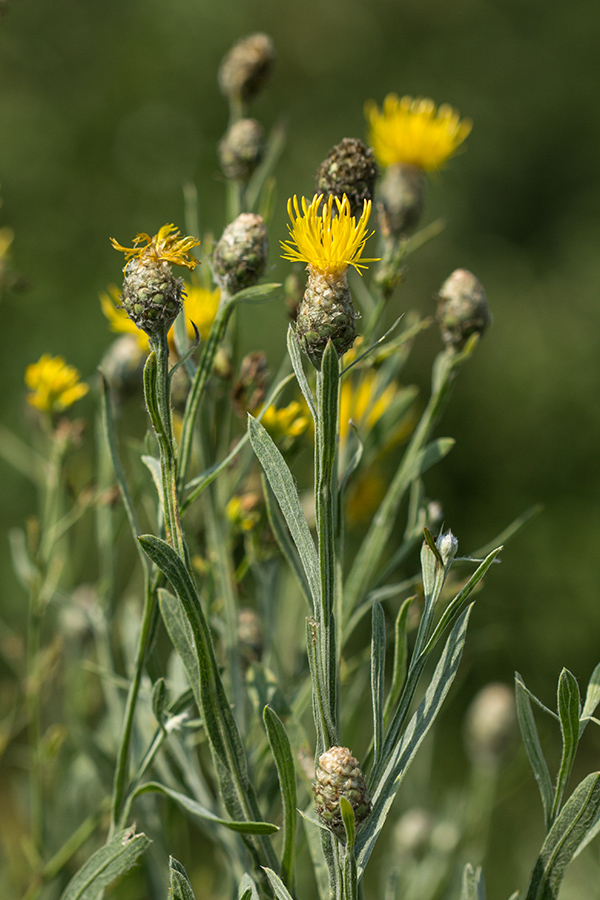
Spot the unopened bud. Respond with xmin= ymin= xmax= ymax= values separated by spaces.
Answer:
xmin=219 ymin=118 xmax=265 ymax=181
xmin=378 ymin=163 xmax=425 ymax=237
xmin=438 ymin=529 xmax=458 ymax=567
xmin=122 ymin=256 xmax=183 ymax=336
xmin=464 ymin=683 xmax=516 ymax=765
xmin=437 ymin=269 xmax=491 ymax=349
xmin=218 ymin=33 xmax=275 ymax=103
xmin=314 ymin=746 xmax=371 ymax=840
xmin=296 ymin=270 xmax=356 ymax=368
xmin=315 ymin=138 xmax=379 ymax=220
xmin=213 ymin=213 xmax=269 ymax=295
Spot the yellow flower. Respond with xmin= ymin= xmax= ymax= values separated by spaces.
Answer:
xmin=280 ymin=194 xmax=378 ymax=276
xmin=260 ymin=401 xmax=309 ymax=442
xmin=25 ymin=354 xmax=89 ymax=414
xmin=365 ymin=94 xmax=472 ymax=171
xmin=226 ymin=495 xmax=260 ymax=533
xmin=183 ymin=284 xmax=220 ymax=341
xmin=339 ymin=371 xmax=399 ymax=443
xmin=110 ymin=223 xmax=201 ymax=270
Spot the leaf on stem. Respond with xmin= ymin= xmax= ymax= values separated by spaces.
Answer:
xmin=58 ymin=827 xmax=151 ymax=900
xmin=515 ymin=673 xmax=554 ymax=829
xmin=169 ymin=856 xmax=197 ymax=900
xmin=263 ymin=706 xmax=297 ymax=884
xmin=132 ymin=783 xmax=278 ymax=834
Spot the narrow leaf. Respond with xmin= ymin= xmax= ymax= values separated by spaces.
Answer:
xmin=383 ymin=597 xmax=414 ymax=727
xmin=525 ymin=772 xmax=600 ymax=900
xmin=263 ymin=706 xmax=297 ymax=884
xmin=169 ymin=856 xmax=197 ymax=900
xmin=238 ymin=873 xmax=260 ymax=900
xmin=287 ymin=324 xmax=317 ymax=422
xmin=580 ymin=661 xmax=600 ymax=736
xmin=59 ymin=827 xmax=150 ymax=900
xmin=515 ymin=673 xmax=553 ymax=828
xmin=262 ymin=867 xmax=295 ymax=900
xmin=132 ymin=783 xmax=278 ymax=834
xmin=141 ymin=454 xmax=163 ymax=505
xmin=552 ymin=668 xmax=581 ymax=820
xmin=158 ymin=588 xmax=201 ymax=713
xmin=340 ymin=796 xmax=356 ymax=853
xmin=370 ymin=600 xmax=386 ymax=770
xmin=248 ymin=414 xmax=320 ymax=608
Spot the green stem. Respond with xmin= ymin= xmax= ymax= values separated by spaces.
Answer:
xmin=314 ymin=347 xmax=340 ymax=749
xmin=109 ymin=573 xmax=157 ymax=835
xmin=146 ymin=333 xmax=185 ymax=558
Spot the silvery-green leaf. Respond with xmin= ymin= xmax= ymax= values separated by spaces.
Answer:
xmin=262 ymin=867 xmax=295 ymax=900
xmin=158 ymin=588 xmax=201 ymax=713
xmin=169 ymin=856 xmax=197 ymax=900
xmin=580 ymin=662 xmax=600 ymax=737
xmin=248 ymin=414 xmax=320 ymax=609
xmin=525 ymin=772 xmax=600 ymax=900
xmin=263 ymin=706 xmax=297 ymax=883
xmin=238 ymin=872 xmax=260 ymax=900
xmin=59 ymin=827 xmax=150 ymax=900
xmin=515 ymin=673 xmax=553 ymax=829
xmin=132 ymin=782 xmax=278 ymax=834
xmin=371 ymin=600 xmax=386 ymax=770
xmin=551 ymin=668 xmax=581 ymax=820
xmin=459 ymin=863 xmax=486 ymax=900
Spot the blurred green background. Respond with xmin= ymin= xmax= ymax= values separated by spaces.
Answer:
xmin=1 ymin=0 xmax=600 ymax=895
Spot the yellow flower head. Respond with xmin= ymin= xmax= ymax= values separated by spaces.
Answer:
xmin=339 ymin=371 xmax=399 ymax=443
xmin=25 ymin=354 xmax=89 ymax=414
xmin=183 ymin=284 xmax=220 ymax=341
xmin=260 ymin=401 xmax=309 ymax=443
xmin=281 ymin=194 xmax=378 ymax=276
xmin=365 ymin=94 xmax=472 ymax=171
xmin=110 ymin=223 xmax=201 ymax=270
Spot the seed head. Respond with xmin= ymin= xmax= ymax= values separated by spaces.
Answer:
xmin=219 ymin=118 xmax=265 ymax=181
xmin=213 ymin=213 xmax=269 ymax=295
xmin=313 ymin=746 xmax=371 ymax=840
xmin=218 ymin=33 xmax=275 ymax=103
xmin=315 ymin=138 xmax=379 ymax=220
xmin=437 ymin=269 xmax=491 ymax=349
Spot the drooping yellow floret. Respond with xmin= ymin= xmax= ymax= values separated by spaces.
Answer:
xmin=280 ymin=194 xmax=378 ymax=276
xmin=25 ymin=354 xmax=89 ymax=414
xmin=110 ymin=223 xmax=201 ymax=270
xmin=366 ymin=94 xmax=472 ymax=171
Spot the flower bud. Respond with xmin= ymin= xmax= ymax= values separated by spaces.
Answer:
xmin=296 ymin=269 xmax=356 ymax=368
xmin=213 ymin=213 xmax=269 ymax=295
xmin=315 ymin=138 xmax=379 ymax=220
xmin=314 ymin=746 xmax=371 ymax=840
xmin=218 ymin=118 xmax=265 ymax=181
xmin=464 ymin=683 xmax=517 ymax=765
xmin=437 ymin=269 xmax=491 ymax=349
xmin=378 ymin=163 xmax=425 ymax=237
xmin=218 ymin=33 xmax=275 ymax=103
xmin=438 ymin=529 xmax=458 ymax=567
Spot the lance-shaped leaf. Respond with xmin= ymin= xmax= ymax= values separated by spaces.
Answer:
xmin=551 ymin=668 xmax=581 ymax=822
xmin=525 ymin=772 xmax=600 ymax=900
xmin=158 ymin=588 xmax=201 ymax=712
xmin=59 ymin=827 xmax=150 ymax=900
xmin=262 ymin=867 xmax=295 ymax=900
xmin=580 ymin=661 xmax=600 ymax=737
xmin=370 ymin=600 xmax=386 ymax=770
xmin=263 ymin=706 xmax=297 ymax=884
xmin=169 ymin=857 xmax=197 ymax=900
xmin=248 ymin=414 xmax=320 ymax=609
xmin=132 ymin=783 xmax=278 ymax=834
xmin=515 ymin=673 xmax=553 ymax=829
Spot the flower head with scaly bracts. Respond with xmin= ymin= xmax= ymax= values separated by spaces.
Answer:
xmin=110 ymin=224 xmax=201 ymax=337
xmin=281 ymin=194 xmax=379 ymax=367
xmin=281 ymin=194 xmax=377 ymax=276
xmin=366 ymin=94 xmax=472 ymax=172
xmin=25 ymin=354 xmax=88 ymax=414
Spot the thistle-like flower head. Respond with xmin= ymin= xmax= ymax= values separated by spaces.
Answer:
xmin=25 ymin=354 xmax=88 ymax=414
xmin=366 ymin=94 xmax=472 ymax=171
xmin=281 ymin=193 xmax=377 ymax=276
xmin=110 ymin=224 xmax=200 ymax=270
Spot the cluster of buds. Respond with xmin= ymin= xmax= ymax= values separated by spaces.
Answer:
xmin=313 ymin=746 xmax=371 ymax=840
